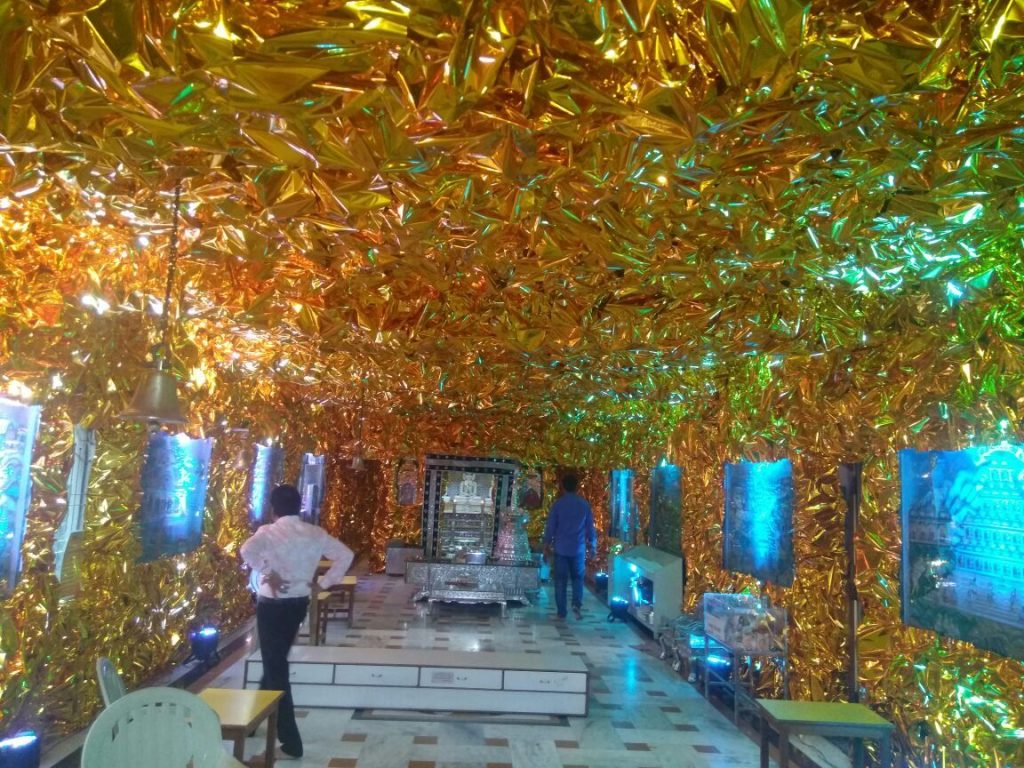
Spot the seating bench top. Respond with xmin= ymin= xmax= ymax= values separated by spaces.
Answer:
xmin=248 ymin=646 xmax=586 ymax=674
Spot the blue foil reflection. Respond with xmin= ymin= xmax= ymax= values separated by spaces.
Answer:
xmin=722 ymin=458 xmax=795 ymax=586
xmin=250 ymin=444 xmax=284 ymax=527
xmin=609 ymin=468 xmax=636 ymax=544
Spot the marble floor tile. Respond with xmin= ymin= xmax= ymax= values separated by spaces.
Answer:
xmin=209 ymin=572 xmax=782 ymax=768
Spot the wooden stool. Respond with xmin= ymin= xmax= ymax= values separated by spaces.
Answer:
xmin=316 ymin=575 xmax=357 ymax=643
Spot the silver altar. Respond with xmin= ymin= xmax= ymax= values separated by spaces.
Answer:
xmin=405 ymin=559 xmax=540 ymax=606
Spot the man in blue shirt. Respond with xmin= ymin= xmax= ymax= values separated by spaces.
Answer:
xmin=544 ymin=474 xmax=598 ymax=620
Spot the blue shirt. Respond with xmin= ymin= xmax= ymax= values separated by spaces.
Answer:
xmin=544 ymin=493 xmax=597 ymax=557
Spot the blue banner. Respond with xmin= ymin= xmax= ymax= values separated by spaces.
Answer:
xmin=0 ymin=398 xmax=41 ymax=593
xmin=609 ymin=468 xmax=637 ymax=544
xmin=649 ymin=462 xmax=682 ymax=554
xmin=722 ymin=458 xmax=795 ymax=586
xmin=250 ymin=443 xmax=284 ymax=527
xmin=137 ymin=432 xmax=213 ymax=562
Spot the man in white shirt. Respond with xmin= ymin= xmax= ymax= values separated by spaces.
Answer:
xmin=241 ymin=484 xmax=354 ymax=758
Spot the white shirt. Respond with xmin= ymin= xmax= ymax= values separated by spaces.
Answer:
xmin=241 ymin=515 xmax=354 ymax=599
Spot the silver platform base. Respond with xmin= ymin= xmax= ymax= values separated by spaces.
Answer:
xmin=427 ymin=589 xmax=508 ymax=617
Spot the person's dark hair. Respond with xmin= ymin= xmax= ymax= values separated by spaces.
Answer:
xmin=561 ymin=474 xmax=579 ymax=493
xmin=270 ymin=484 xmax=302 ymax=517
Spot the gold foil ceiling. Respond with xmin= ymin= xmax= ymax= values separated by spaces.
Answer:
xmin=2 ymin=0 xmax=1024 ymax=763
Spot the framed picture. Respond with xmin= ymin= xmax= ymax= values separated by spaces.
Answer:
xmin=54 ymin=424 xmax=95 ymax=579
xmin=901 ymin=445 xmax=1024 ymax=658
xmin=396 ymin=457 xmax=419 ymax=506
xmin=516 ymin=467 xmax=543 ymax=510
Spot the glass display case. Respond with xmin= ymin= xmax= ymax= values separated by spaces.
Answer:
xmin=436 ymin=472 xmax=497 ymax=559
xmin=702 ymin=592 xmax=789 ymax=721
xmin=704 ymin=593 xmax=787 ymax=654
xmin=412 ymin=455 xmax=538 ymax=613
xmin=421 ymin=455 xmax=517 ymax=559
xmin=608 ymin=545 xmax=684 ymax=632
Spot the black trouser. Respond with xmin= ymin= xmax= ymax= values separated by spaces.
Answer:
xmin=256 ymin=596 xmax=309 ymax=754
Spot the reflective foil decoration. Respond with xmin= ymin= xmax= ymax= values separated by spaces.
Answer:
xmin=0 ymin=0 xmax=1023 ymax=761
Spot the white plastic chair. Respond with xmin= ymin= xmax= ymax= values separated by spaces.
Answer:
xmin=81 ymin=687 xmax=245 ymax=768
xmin=95 ymin=657 xmax=126 ymax=707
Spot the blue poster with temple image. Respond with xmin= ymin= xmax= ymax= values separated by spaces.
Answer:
xmin=0 ymin=398 xmax=41 ymax=594
xmin=137 ymin=432 xmax=213 ymax=562
xmin=250 ymin=443 xmax=284 ymax=527
xmin=901 ymin=445 xmax=1024 ymax=658
xmin=722 ymin=458 xmax=795 ymax=587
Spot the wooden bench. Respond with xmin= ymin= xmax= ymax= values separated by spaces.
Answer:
xmin=757 ymin=700 xmax=894 ymax=768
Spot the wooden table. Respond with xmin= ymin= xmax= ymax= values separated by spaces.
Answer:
xmin=757 ymin=700 xmax=894 ymax=768
xmin=200 ymin=688 xmax=284 ymax=768
xmin=310 ymin=574 xmax=357 ymax=644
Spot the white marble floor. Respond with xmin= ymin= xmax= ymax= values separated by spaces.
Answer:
xmin=207 ymin=573 xmax=779 ymax=768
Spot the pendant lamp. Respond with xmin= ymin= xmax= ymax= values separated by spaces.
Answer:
xmin=122 ymin=183 xmax=187 ymax=424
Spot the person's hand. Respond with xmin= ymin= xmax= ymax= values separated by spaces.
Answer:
xmin=261 ymin=570 xmax=290 ymax=596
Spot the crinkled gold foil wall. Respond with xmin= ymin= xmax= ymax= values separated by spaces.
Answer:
xmin=319 ymin=458 xmax=391 ymax=571
xmin=0 ymin=202 xmax=374 ymax=740
xmin=2 ymin=0 xmax=1024 ymax=762
xmin=674 ymin=344 xmax=1024 ymax=766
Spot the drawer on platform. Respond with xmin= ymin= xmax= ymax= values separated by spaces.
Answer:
xmin=334 ymin=664 xmax=419 ymax=687
xmin=419 ymin=666 xmax=502 ymax=690
xmin=248 ymin=661 xmax=333 ymax=684
xmin=503 ymin=670 xmax=587 ymax=693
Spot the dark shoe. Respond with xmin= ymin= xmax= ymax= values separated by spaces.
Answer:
xmin=280 ymin=743 xmax=303 ymax=759
xmin=556 ymin=613 xmax=567 ymax=620
xmin=572 ymin=607 xmax=582 ymax=620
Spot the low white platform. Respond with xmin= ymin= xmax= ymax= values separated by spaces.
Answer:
xmin=243 ymin=646 xmax=588 ymax=716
